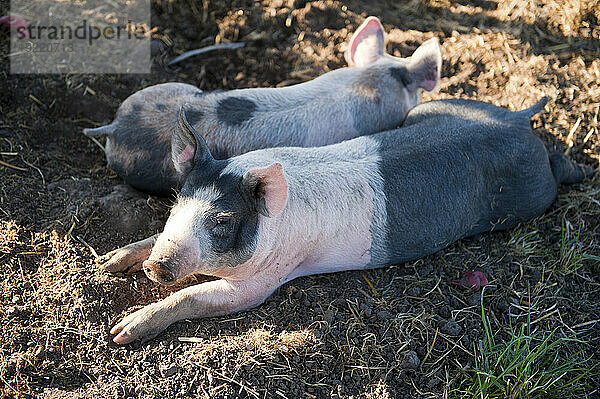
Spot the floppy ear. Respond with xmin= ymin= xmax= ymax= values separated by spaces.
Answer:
xmin=171 ymin=105 xmax=213 ymax=176
xmin=345 ymin=16 xmax=386 ymax=67
xmin=406 ymin=37 xmax=442 ymax=92
xmin=242 ymin=163 xmax=288 ymax=217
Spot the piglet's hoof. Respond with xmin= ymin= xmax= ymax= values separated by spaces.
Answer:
xmin=98 ymin=247 xmax=146 ymax=274
xmin=98 ymin=235 xmax=157 ymax=273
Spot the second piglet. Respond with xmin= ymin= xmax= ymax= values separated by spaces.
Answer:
xmin=84 ymin=16 xmax=441 ymax=195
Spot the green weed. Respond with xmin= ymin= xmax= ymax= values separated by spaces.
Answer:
xmin=450 ymin=290 xmax=596 ymax=398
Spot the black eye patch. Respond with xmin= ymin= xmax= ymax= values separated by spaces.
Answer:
xmin=184 ymin=171 xmax=260 ymax=266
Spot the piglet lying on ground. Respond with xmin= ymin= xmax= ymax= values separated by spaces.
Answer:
xmin=101 ymin=97 xmax=593 ymax=344
xmin=84 ymin=16 xmax=441 ymax=195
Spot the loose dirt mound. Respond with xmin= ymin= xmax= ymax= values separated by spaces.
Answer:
xmin=1 ymin=1 xmax=599 ymax=398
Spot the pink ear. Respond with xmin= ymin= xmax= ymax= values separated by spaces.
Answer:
xmin=177 ymin=144 xmax=195 ymax=164
xmin=345 ymin=16 xmax=385 ymax=67
xmin=407 ymin=37 xmax=442 ymax=92
xmin=248 ymin=163 xmax=288 ymax=217
xmin=420 ymin=67 xmax=439 ymax=91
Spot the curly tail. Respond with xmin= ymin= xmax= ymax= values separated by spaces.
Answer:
xmin=515 ymin=96 xmax=549 ymax=118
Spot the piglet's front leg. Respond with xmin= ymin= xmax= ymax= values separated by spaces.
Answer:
xmin=98 ymin=234 xmax=158 ymax=273
xmin=110 ymin=276 xmax=276 ymax=344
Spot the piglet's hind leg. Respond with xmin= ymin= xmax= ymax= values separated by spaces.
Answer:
xmin=98 ymin=234 xmax=158 ymax=273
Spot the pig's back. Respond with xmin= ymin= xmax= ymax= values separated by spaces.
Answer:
xmin=186 ymin=66 xmax=403 ymax=152
xmin=365 ymin=99 xmax=557 ymax=266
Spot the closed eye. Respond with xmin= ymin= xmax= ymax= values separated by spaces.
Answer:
xmin=213 ymin=224 xmax=231 ymax=237
xmin=203 ymin=216 xmax=218 ymax=230
xmin=204 ymin=213 xmax=235 ymax=237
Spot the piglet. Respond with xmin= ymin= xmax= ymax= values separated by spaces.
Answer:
xmin=84 ymin=16 xmax=441 ymax=195
xmin=99 ymin=96 xmax=594 ymax=344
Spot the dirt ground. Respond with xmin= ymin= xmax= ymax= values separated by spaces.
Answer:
xmin=1 ymin=0 xmax=599 ymax=398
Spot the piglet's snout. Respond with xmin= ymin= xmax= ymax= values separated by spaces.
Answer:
xmin=143 ymin=260 xmax=176 ymax=285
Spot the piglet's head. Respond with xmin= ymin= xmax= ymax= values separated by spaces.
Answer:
xmin=143 ymin=107 xmax=288 ymax=285
xmin=345 ymin=16 xmax=442 ymax=114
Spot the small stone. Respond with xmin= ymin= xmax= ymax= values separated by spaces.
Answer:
xmin=437 ymin=305 xmax=451 ymax=319
xmin=377 ymin=310 xmax=392 ymax=320
xmin=159 ymin=364 xmax=178 ymax=378
xmin=401 ymin=350 xmax=421 ymax=370
xmin=441 ymin=319 xmax=462 ymax=336
xmin=420 ymin=264 xmax=433 ymax=276
xmin=293 ymin=289 xmax=302 ymax=300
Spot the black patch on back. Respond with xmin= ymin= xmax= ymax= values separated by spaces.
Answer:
xmin=185 ymin=108 xmax=204 ymax=126
xmin=193 ymin=90 xmax=205 ymax=98
xmin=216 ymin=96 xmax=257 ymax=126
xmin=389 ymin=66 xmax=411 ymax=87
xmin=155 ymin=103 xmax=167 ymax=111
